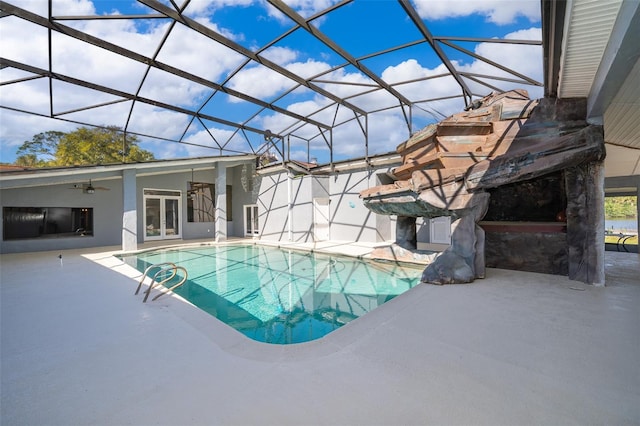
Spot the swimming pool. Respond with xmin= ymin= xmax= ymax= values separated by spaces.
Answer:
xmin=120 ymin=244 xmax=421 ymax=344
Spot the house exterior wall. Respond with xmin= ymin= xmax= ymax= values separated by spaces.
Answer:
xmin=0 ymin=179 xmax=123 ymax=253
xmin=136 ymin=170 xmax=216 ymax=241
xmin=136 ymin=166 xmax=254 ymax=242
xmin=257 ymin=171 xmax=314 ymax=242
xmin=256 ymin=162 xmax=397 ymax=244
xmin=0 ymin=160 xmax=255 ymax=253
xmin=0 ymin=157 xmax=397 ymax=253
xmin=230 ymin=165 xmax=259 ymax=238
xmin=330 ymin=167 xmax=396 ymax=243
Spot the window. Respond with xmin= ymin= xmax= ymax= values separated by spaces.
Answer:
xmin=187 ymin=183 xmax=232 ymax=222
xmin=604 ymin=195 xmax=638 ymax=250
xmin=3 ymin=207 xmax=93 ymax=240
xmin=187 ymin=182 xmax=215 ymax=222
xmin=226 ymin=185 xmax=232 ymax=218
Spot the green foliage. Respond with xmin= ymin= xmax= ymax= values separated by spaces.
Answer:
xmin=604 ymin=196 xmax=637 ymax=219
xmin=14 ymin=126 xmax=155 ymax=167
xmin=15 ymin=130 xmax=64 ymax=166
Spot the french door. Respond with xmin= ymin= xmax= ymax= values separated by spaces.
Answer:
xmin=144 ymin=189 xmax=182 ymax=241
xmin=244 ymin=204 xmax=259 ymax=236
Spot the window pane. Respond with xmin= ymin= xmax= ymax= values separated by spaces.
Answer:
xmin=146 ymin=199 xmax=161 ymax=237
xmin=604 ymin=196 xmax=638 ymax=249
xmin=252 ymin=206 xmax=259 ymax=234
xmin=3 ymin=207 xmax=93 ymax=240
xmin=144 ymin=189 xmax=181 ymax=197
xmin=187 ymin=182 xmax=215 ymax=222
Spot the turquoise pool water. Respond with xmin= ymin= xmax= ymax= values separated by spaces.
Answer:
xmin=120 ymin=244 xmax=421 ymax=344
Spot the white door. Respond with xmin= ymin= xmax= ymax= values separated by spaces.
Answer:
xmin=144 ymin=189 xmax=181 ymax=241
xmin=430 ymin=216 xmax=451 ymax=244
xmin=313 ymin=198 xmax=330 ymax=241
xmin=244 ymin=204 xmax=259 ymax=236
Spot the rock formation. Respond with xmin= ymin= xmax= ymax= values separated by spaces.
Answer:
xmin=360 ymin=90 xmax=605 ymax=284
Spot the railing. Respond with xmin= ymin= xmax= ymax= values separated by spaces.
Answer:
xmin=616 ymin=234 xmax=637 ymax=253
xmin=135 ymin=262 xmax=188 ymax=302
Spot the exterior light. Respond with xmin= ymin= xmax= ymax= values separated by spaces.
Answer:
xmin=86 ymin=180 xmax=95 ymax=194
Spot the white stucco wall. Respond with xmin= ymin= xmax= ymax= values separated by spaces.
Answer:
xmin=256 ymin=163 xmax=398 ymax=244
xmin=330 ymin=168 xmax=395 ymax=243
xmin=230 ymin=165 xmax=261 ymax=238
xmin=256 ymin=172 xmax=289 ymax=241
xmin=257 ymin=171 xmax=334 ymax=242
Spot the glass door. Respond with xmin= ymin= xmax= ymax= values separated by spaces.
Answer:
xmin=144 ymin=189 xmax=182 ymax=241
xmin=145 ymin=198 xmax=162 ymax=239
xmin=244 ymin=204 xmax=259 ymax=236
xmin=164 ymin=198 xmax=180 ymax=237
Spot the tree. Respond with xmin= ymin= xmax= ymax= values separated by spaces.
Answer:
xmin=15 ymin=130 xmax=64 ymax=166
xmin=14 ymin=126 xmax=155 ymax=167
xmin=605 ymin=196 xmax=637 ymax=218
xmin=14 ymin=153 xmax=43 ymax=167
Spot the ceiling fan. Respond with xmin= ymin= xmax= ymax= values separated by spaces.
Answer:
xmin=70 ymin=179 xmax=110 ymax=194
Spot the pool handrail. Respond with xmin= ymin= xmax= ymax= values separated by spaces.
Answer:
xmin=134 ymin=262 xmax=177 ymax=296
xmin=146 ymin=266 xmax=188 ymax=302
xmin=135 ymin=262 xmax=189 ymax=302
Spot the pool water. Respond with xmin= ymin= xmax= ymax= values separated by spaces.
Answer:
xmin=120 ymin=244 xmax=421 ymax=344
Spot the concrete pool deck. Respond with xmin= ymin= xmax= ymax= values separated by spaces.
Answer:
xmin=1 ymin=241 xmax=639 ymax=425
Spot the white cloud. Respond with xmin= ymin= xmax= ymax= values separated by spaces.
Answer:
xmin=156 ymin=23 xmax=246 ymax=82
xmin=0 ymin=111 xmax=78 ymax=163
xmin=226 ymin=59 xmax=329 ymax=102
xmin=0 ymin=16 xmax=49 ymax=69
xmin=458 ymin=27 xmax=544 ymax=98
xmin=316 ymin=68 xmax=377 ymax=98
xmin=137 ymin=69 xmax=209 ymax=107
xmin=125 ymin=103 xmax=192 ymax=139
xmin=181 ymin=126 xmax=260 ymax=158
xmin=261 ymin=46 xmax=300 ymax=66
xmin=412 ymin=0 xmax=540 ymax=24
xmin=286 ymin=59 xmax=331 ymax=79
xmin=381 ymin=60 xmax=462 ymax=109
xmin=226 ymin=64 xmax=298 ymax=101
xmin=139 ymin=139 xmax=189 ymax=160
xmin=331 ymin=112 xmax=410 ymax=158
xmin=8 ymin=0 xmax=96 ymax=17
xmin=473 ymin=27 xmax=542 ymax=75
xmin=265 ymin=0 xmax=342 ymax=22
xmin=183 ymin=0 xmax=254 ymax=16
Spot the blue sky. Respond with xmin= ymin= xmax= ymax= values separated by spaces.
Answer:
xmin=0 ymin=0 xmax=543 ymax=164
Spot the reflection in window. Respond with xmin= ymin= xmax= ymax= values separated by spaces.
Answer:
xmin=3 ymin=207 xmax=93 ymax=240
xmin=604 ymin=195 xmax=638 ymax=250
xmin=187 ymin=182 xmax=215 ymax=222
xmin=187 ymin=183 xmax=233 ymax=223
